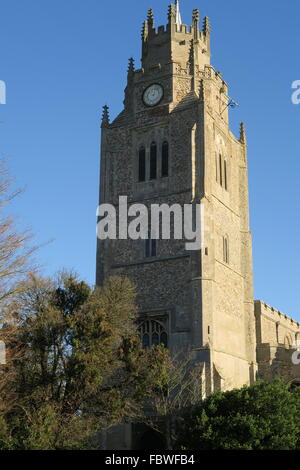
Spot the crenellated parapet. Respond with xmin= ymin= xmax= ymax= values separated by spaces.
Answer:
xmin=113 ymin=4 xmax=231 ymax=124
xmin=141 ymin=4 xmax=211 ymax=72
xmin=141 ymin=16 xmax=210 ymax=41
xmin=256 ymin=301 xmax=300 ymax=330
xmin=255 ymin=300 xmax=300 ymax=348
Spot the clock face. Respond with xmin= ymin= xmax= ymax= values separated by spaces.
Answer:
xmin=143 ymin=84 xmax=164 ymax=107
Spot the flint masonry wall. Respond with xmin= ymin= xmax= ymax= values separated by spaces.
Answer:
xmin=97 ymin=4 xmax=300 ymax=401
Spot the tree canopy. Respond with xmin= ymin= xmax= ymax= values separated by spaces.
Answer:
xmin=176 ymin=379 xmax=300 ymax=450
xmin=0 ymin=273 xmax=170 ymax=449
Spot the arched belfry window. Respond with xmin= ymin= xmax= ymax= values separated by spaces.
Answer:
xmin=139 ymin=319 xmax=168 ymax=349
xmin=150 ymin=142 xmax=157 ymax=180
xmin=138 ymin=146 xmax=146 ymax=182
xmin=145 ymin=230 xmax=157 ymax=258
xmin=161 ymin=141 xmax=169 ymax=178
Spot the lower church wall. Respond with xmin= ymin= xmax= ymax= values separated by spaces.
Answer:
xmin=213 ymin=350 xmax=254 ymax=390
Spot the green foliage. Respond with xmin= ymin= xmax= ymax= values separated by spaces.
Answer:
xmin=0 ymin=273 xmax=168 ymax=449
xmin=176 ymin=379 xmax=300 ymax=450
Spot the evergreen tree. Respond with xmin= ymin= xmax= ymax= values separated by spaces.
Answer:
xmin=0 ymin=273 xmax=167 ymax=449
xmin=176 ymin=379 xmax=300 ymax=450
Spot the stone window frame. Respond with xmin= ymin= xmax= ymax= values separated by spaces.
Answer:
xmin=215 ymin=152 xmax=219 ymax=183
xmin=139 ymin=314 xmax=169 ymax=349
xmin=145 ymin=236 xmax=157 ymax=259
xmin=224 ymin=158 xmax=228 ymax=191
xmin=144 ymin=227 xmax=158 ymax=259
xmin=284 ymin=334 xmax=293 ymax=350
xmin=136 ymin=134 xmax=171 ymax=184
xmin=138 ymin=145 xmax=146 ymax=182
xmin=219 ymin=153 xmax=223 ymax=187
xmin=223 ymin=234 xmax=229 ymax=264
xmin=216 ymin=152 xmax=229 ymax=191
xmin=161 ymin=140 xmax=169 ymax=178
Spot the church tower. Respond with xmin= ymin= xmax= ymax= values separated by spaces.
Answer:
xmin=96 ymin=1 xmax=257 ymax=396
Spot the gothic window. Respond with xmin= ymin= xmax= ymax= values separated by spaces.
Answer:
xmin=217 ymin=154 xmax=228 ymax=190
xmin=139 ymin=319 xmax=168 ymax=349
xmin=138 ymin=146 xmax=146 ymax=182
xmin=161 ymin=141 xmax=169 ymax=178
xmin=150 ymin=142 xmax=157 ymax=180
xmin=219 ymin=154 xmax=223 ymax=187
xmin=223 ymin=235 xmax=229 ymax=264
xmin=145 ymin=232 xmax=157 ymax=258
xmin=284 ymin=335 xmax=292 ymax=349
xmin=224 ymin=159 xmax=228 ymax=190
xmin=145 ymin=238 xmax=150 ymax=258
xmin=151 ymin=238 xmax=157 ymax=257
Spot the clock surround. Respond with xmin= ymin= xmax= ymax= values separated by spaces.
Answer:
xmin=142 ymin=83 xmax=164 ymax=107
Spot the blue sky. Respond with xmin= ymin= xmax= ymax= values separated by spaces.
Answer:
xmin=0 ymin=0 xmax=299 ymax=319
